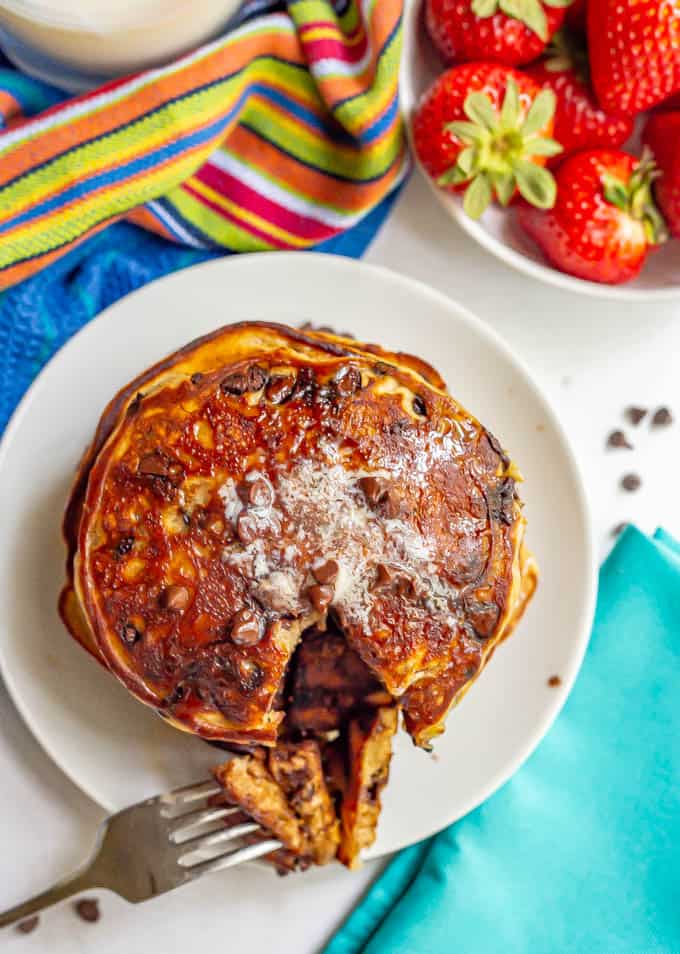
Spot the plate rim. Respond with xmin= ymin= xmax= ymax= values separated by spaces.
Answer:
xmin=399 ymin=0 xmax=680 ymax=303
xmin=0 ymin=252 xmax=598 ymax=852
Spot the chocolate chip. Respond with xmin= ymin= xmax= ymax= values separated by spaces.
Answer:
xmin=182 ymin=510 xmax=192 ymax=526
xmin=230 ymin=608 xmax=263 ymax=646
xmin=312 ymin=558 xmax=339 ymax=585
xmin=371 ymin=564 xmax=414 ymax=597
xmin=128 ymin=392 xmax=143 ymax=415
xmin=373 ymin=362 xmax=391 ymax=376
xmin=190 ymin=372 xmax=203 ymax=385
xmin=236 ymin=658 xmax=265 ymax=692
xmin=138 ymin=453 xmax=170 ymax=477
xmin=307 ymin=583 xmax=334 ymax=612
xmin=121 ymin=622 xmax=142 ymax=645
xmin=373 ymin=563 xmax=397 ymax=589
xmin=547 ymin=675 xmax=562 ymax=688
xmin=166 ymin=684 xmax=185 ymax=705
xmin=299 ymin=322 xmax=335 ymax=334
xmin=358 ymin=476 xmax=387 ymax=507
xmin=248 ymin=478 xmax=273 ymax=509
xmin=621 ymin=473 xmax=641 ymax=492
xmin=462 ymin=598 xmax=501 ymax=640
xmin=612 ymin=521 xmax=628 ymax=537
xmin=293 ymin=367 xmax=317 ymax=402
xmin=486 ymin=477 xmax=516 ymax=526
xmin=160 ymin=585 xmax=191 ymax=611
xmin=482 ymin=431 xmax=511 ymax=470
xmin=265 ymin=375 xmax=296 ymax=405
xmin=221 ymin=371 xmax=249 ymax=395
xmin=334 ymin=366 xmax=362 ymax=396
xmin=16 ymin=916 xmax=39 ymax=934
xmin=382 ymin=487 xmax=405 ymax=519
xmin=236 ymin=511 xmax=259 ymax=545
xmin=625 ymin=406 xmax=647 ymax=426
xmin=412 ymin=395 xmax=427 ymax=417
xmin=394 ymin=575 xmax=416 ymax=598
xmin=651 ymin=406 xmax=673 ymax=428
xmin=247 ymin=365 xmax=268 ymax=391
xmin=74 ymin=898 xmax=100 ymax=923
xmin=222 ymin=364 xmax=267 ymax=396
xmin=115 ymin=535 xmax=135 ymax=556
xmin=388 ymin=418 xmax=410 ymax=436
xmin=606 ymin=430 xmax=632 ymax=450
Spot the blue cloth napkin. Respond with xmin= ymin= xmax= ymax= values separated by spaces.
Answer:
xmin=326 ymin=526 xmax=680 ymax=954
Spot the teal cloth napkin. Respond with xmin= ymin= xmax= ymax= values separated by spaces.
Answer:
xmin=325 ymin=526 xmax=680 ymax=954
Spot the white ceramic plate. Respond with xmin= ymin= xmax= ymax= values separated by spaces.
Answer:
xmin=400 ymin=0 xmax=680 ymax=301
xmin=0 ymin=253 xmax=596 ymax=857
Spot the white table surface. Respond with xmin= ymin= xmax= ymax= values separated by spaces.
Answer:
xmin=2 ymin=172 xmax=679 ymax=952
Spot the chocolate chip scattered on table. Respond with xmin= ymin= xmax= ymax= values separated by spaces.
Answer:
xmin=625 ymin=406 xmax=647 ymax=426
xmin=74 ymin=898 xmax=100 ymax=923
xmin=621 ymin=473 xmax=642 ymax=492
xmin=16 ymin=915 xmax=39 ymax=934
xmin=651 ymin=406 xmax=673 ymax=428
xmin=606 ymin=430 xmax=632 ymax=450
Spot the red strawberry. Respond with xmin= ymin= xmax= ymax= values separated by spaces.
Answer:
xmin=643 ymin=111 xmax=680 ymax=238
xmin=589 ymin=1 xmax=680 ymax=118
xmin=565 ymin=0 xmax=586 ymax=31
xmin=518 ymin=150 xmax=667 ymax=285
xmin=425 ymin=0 xmax=572 ymax=68
xmin=413 ymin=63 xmax=562 ymax=219
xmin=526 ymin=32 xmax=634 ymax=163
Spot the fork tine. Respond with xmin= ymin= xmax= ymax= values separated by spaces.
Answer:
xmin=184 ymin=839 xmax=282 ymax=879
xmin=159 ymin=779 xmax=222 ymax=808
xmin=176 ymin=822 xmax=261 ymax=862
xmin=169 ymin=805 xmax=239 ymax=842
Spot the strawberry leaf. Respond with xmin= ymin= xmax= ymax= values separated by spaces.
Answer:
xmin=499 ymin=0 xmax=549 ymax=40
xmin=437 ymin=165 xmax=470 ymax=186
xmin=543 ymin=0 xmax=574 ymax=7
xmin=514 ymin=160 xmax=556 ymax=208
xmin=501 ymin=79 xmax=520 ymax=128
xmin=521 ymin=89 xmax=556 ymax=137
xmin=457 ymin=146 xmax=477 ymax=175
xmin=445 ymin=120 xmax=486 ymax=145
xmin=471 ymin=0 xmax=500 ymax=15
xmin=463 ymin=92 xmax=499 ymax=132
xmin=491 ymin=171 xmax=515 ymax=206
xmin=463 ymin=173 xmax=493 ymax=219
xmin=526 ymin=137 xmax=563 ymax=157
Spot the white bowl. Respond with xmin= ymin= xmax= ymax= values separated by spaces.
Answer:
xmin=0 ymin=0 xmax=241 ymax=91
xmin=400 ymin=0 xmax=680 ymax=300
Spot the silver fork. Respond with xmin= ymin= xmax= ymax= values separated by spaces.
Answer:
xmin=0 ymin=779 xmax=281 ymax=928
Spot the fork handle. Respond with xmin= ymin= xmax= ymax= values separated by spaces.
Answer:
xmin=0 ymin=865 xmax=97 ymax=928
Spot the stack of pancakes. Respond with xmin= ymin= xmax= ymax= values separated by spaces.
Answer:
xmin=60 ymin=322 xmax=537 ymax=869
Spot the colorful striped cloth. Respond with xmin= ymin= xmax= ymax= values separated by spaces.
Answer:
xmin=0 ymin=0 xmax=407 ymax=291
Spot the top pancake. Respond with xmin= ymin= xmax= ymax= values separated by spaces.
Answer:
xmin=61 ymin=322 xmax=531 ymax=748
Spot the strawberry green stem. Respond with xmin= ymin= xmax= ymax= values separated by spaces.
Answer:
xmin=602 ymin=149 xmax=668 ymax=246
xmin=437 ymin=79 xmax=562 ymax=220
xmin=471 ymin=0 xmax=574 ymax=42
